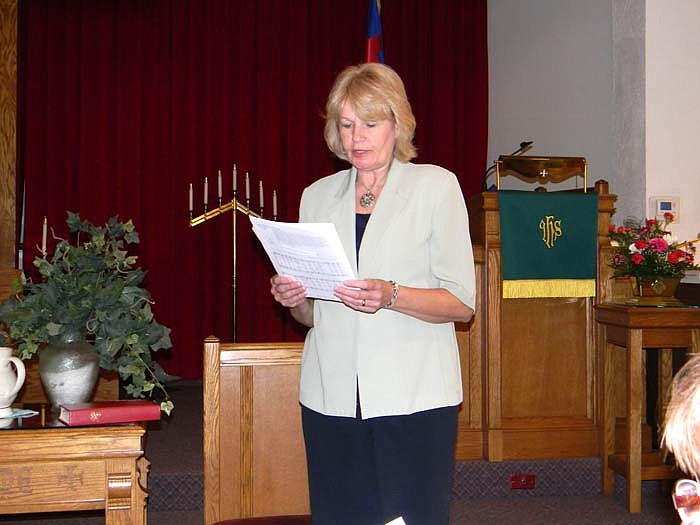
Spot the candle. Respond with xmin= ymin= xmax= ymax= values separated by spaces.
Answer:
xmin=233 ymin=164 xmax=237 ymax=192
xmin=217 ymin=170 xmax=222 ymax=199
xmin=204 ymin=177 xmax=208 ymax=205
xmin=273 ymin=190 xmax=278 ymax=217
xmin=259 ymin=180 xmax=264 ymax=208
xmin=41 ymin=217 xmax=47 ymax=253
xmin=189 ymin=183 xmax=193 ymax=212
xmin=245 ymin=172 xmax=250 ymax=201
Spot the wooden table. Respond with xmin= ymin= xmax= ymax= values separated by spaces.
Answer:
xmin=596 ymin=303 xmax=700 ymax=512
xmin=0 ymin=407 xmax=148 ymax=524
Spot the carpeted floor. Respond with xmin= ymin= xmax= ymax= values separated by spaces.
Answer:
xmin=0 ymin=381 xmax=680 ymax=524
xmin=450 ymin=493 xmax=677 ymax=524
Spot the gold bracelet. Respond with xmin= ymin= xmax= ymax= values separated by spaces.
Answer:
xmin=384 ymin=280 xmax=399 ymax=309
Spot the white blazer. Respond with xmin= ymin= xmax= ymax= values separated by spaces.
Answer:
xmin=298 ymin=161 xmax=476 ymax=419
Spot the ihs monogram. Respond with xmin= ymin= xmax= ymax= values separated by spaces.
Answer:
xmin=539 ymin=215 xmax=562 ymax=249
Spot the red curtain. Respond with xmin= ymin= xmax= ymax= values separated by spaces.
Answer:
xmin=18 ymin=0 xmax=487 ymax=379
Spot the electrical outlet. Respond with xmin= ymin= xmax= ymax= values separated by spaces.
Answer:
xmin=510 ymin=473 xmax=535 ymax=490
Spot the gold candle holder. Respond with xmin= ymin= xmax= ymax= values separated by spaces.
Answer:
xmin=189 ymin=168 xmax=278 ymax=341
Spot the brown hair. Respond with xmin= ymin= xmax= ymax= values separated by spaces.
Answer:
xmin=324 ymin=63 xmax=417 ymax=163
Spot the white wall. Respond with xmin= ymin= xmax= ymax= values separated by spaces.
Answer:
xmin=487 ymin=0 xmax=614 ymax=192
xmin=488 ymin=0 xmax=700 ymax=250
xmin=645 ymin=0 xmax=700 ymax=244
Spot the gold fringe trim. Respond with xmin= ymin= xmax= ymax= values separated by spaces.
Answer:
xmin=502 ymin=279 xmax=596 ymax=298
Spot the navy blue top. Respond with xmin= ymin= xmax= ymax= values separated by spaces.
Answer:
xmin=355 ymin=213 xmax=371 ymax=263
xmin=354 ymin=213 xmax=371 ymax=418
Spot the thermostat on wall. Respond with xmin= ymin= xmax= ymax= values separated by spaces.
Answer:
xmin=649 ymin=196 xmax=680 ymax=223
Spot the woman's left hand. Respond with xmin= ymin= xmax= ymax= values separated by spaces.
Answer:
xmin=335 ymin=279 xmax=392 ymax=313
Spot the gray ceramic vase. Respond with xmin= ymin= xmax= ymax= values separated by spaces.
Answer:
xmin=39 ymin=330 xmax=100 ymax=411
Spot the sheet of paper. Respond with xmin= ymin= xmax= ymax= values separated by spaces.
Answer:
xmin=250 ymin=217 xmax=356 ymax=301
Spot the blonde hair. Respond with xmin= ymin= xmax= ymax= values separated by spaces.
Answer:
xmin=324 ymin=63 xmax=417 ymax=163
xmin=662 ymin=354 xmax=700 ymax=478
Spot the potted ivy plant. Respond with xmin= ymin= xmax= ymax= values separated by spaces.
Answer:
xmin=0 ymin=212 xmax=174 ymax=414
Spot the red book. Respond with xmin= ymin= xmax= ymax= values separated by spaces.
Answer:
xmin=58 ymin=400 xmax=161 ymax=426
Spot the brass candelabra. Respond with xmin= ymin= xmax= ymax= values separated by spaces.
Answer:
xmin=188 ymin=167 xmax=277 ymax=341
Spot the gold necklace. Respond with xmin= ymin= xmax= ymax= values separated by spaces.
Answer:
xmin=357 ymin=175 xmax=385 ymax=208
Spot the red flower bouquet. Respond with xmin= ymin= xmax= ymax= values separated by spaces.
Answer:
xmin=608 ymin=213 xmax=698 ymax=279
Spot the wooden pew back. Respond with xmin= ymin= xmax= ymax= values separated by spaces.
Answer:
xmin=203 ymin=337 xmax=309 ymax=524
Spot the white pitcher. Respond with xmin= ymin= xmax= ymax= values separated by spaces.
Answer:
xmin=0 ymin=347 xmax=25 ymax=418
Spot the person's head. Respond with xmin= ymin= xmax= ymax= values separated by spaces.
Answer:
xmin=663 ymin=354 xmax=700 ymax=478
xmin=663 ymin=354 xmax=700 ymax=523
xmin=324 ymin=63 xmax=417 ymax=167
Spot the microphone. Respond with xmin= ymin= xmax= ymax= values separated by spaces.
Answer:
xmin=483 ymin=140 xmax=534 ymax=191
xmin=510 ymin=141 xmax=533 ymax=156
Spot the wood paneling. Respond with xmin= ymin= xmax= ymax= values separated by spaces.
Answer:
xmin=502 ymin=428 xmax=598 ymax=460
xmin=502 ymin=297 xmax=589 ymax=418
xmin=455 ymin=255 xmax=485 ymax=459
xmin=0 ymin=0 xmax=17 ymax=267
xmin=0 ymin=266 xmax=19 ymax=300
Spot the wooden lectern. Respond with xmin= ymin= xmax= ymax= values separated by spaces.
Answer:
xmin=460 ymin=180 xmax=617 ymax=461
xmin=496 ymin=155 xmax=588 ymax=191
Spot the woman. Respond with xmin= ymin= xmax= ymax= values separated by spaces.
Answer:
xmin=270 ymin=63 xmax=475 ymax=525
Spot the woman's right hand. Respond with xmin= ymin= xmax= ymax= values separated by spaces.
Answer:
xmin=270 ymin=274 xmax=308 ymax=308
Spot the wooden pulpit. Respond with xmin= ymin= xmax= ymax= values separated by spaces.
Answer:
xmin=460 ymin=181 xmax=617 ymax=461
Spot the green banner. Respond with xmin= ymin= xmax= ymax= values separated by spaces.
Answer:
xmin=498 ymin=190 xmax=598 ymax=298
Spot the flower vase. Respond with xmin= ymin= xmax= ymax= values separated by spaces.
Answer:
xmin=0 ymin=347 xmax=26 ymax=418
xmin=39 ymin=331 xmax=100 ymax=411
xmin=628 ymin=276 xmax=683 ymax=306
